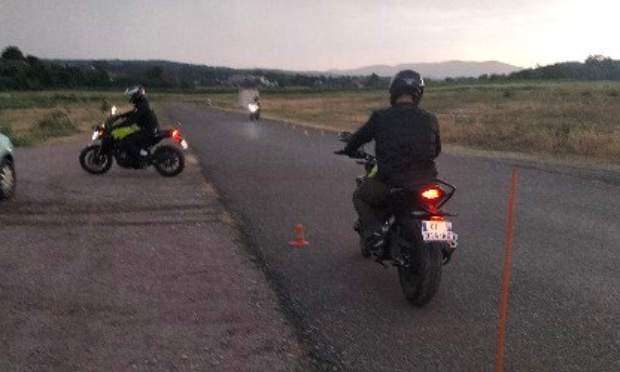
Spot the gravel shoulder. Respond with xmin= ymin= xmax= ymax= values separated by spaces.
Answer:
xmin=0 ymin=139 xmax=305 ymax=371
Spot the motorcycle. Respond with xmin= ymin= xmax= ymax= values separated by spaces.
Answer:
xmin=248 ymin=102 xmax=261 ymax=121
xmin=79 ymin=106 xmax=189 ymax=177
xmin=336 ymin=131 xmax=458 ymax=306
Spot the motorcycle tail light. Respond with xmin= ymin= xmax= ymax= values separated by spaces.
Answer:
xmin=415 ymin=180 xmax=456 ymax=209
xmin=171 ymin=129 xmax=181 ymax=140
xmin=420 ymin=186 xmax=444 ymax=204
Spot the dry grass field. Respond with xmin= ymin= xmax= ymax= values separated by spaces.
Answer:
xmin=1 ymin=82 xmax=619 ymax=163
xmin=0 ymin=91 xmax=205 ymax=145
xmin=253 ymin=82 xmax=620 ymax=163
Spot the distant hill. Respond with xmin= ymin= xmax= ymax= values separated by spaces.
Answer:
xmin=329 ymin=60 xmax=524 ymax=79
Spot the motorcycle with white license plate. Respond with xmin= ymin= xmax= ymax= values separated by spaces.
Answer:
xmin=337 ymin=131 xmax=458 ymax=306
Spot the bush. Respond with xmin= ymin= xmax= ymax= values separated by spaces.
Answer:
xmin=36 ymin=110 xmax=78 ymax=137
xmin=0 ymin=122 xmax=34 ymax=146
xmin=0 ymin=122 xmax=14 ymax=137
xmin=502 ymin=90 xmax=515 ymax=99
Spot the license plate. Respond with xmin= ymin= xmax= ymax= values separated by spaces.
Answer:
xmin=421 ymin=220 xmax=458 ymax=248
xmin=180 ymin=139 xmax=188 ymax=150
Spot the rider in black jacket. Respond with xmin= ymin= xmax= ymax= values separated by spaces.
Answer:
xmin=337 ymin=70 xmax=441 ymax=254
xmin=109 ymin=85 xmax=159 ymax=166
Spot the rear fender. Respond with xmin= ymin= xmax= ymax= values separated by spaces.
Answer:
xmin=153 ymin=128 xmax=182 ymax=144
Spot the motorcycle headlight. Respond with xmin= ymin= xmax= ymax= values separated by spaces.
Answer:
xmin=92 ymin=129 xmax=102 ymax=141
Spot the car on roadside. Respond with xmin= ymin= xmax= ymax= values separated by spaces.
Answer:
xmin=0 ymin=133 xmax=16 ymax=200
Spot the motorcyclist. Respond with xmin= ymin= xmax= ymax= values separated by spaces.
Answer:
xmin=335 ymin=70 xmax=441 ymax=256
xmin=107 ymin=85 xmax=159 ymax=166
xmin=249 ymin=95 xmax=262 ymax=119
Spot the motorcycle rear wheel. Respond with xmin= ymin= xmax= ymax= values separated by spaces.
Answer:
xmin=79 ymin=145 xmax=113 ymax=174
xmin=398 ymin=242 xmax=443 ymax=306
xmin=152 ymin=145 xmax=185 ymax=177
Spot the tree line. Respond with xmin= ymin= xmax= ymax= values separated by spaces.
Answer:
xmin=2 ymin=45 xmax=619 ymax=91
xmin=0 ymin=45 xmax=384 ymax=91
xmin=509 ymin=55 xmax=620 ymax=81
xmin=0 ymin=46 xmax=109 ymax=90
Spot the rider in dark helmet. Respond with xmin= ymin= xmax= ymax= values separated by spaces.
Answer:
xmin=336 ymin=70 xmax=441 ymax=256
xmin=389 ymin=69 xmax=425 ymax=106
xmin=108 ymin=85 xmax=160 ymax=166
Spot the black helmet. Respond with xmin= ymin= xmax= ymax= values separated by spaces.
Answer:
xmin=124 ymin=85 xmax=146 ymax=104
xmin=389 ymin=70 xmax=425 ymax=106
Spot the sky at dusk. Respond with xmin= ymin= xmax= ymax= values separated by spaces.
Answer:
xmin=1 ymin=0 xmax=619 ymax=71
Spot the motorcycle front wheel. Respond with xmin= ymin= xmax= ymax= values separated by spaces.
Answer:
xmin=79 ymin=145 xmax=113 ymax=174
xmin=152 ymin=145 xmax=185 ymax=177
xmin=398 ymin=241 xmax=443 ymax=306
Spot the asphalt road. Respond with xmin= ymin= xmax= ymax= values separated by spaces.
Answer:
xmin=168 ymin=102 xmax=620 ymax=372
xmin=0 ymin=138 xmax=302 ymax=372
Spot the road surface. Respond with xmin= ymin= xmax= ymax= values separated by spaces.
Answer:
xmin=0 ymin=138 xmax=304 ymax=372
xmin=169 ymin=102 xmax=620 ymax=372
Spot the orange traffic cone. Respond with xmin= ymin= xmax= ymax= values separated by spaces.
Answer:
xmin=289 ymin=224 xmax=309 ymax=247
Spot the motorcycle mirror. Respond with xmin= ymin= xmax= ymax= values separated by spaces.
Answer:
xmin=338 ymin=131 xmax=352 ymax=142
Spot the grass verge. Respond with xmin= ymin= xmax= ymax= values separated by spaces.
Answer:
xmin=1 ymin=83 xmax=619 ymax=166
xmin=227 ymin=82 xmax=620 ymax=164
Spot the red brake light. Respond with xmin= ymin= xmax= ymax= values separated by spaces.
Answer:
xmin=420 ymin=187 xmax=443 ymax=204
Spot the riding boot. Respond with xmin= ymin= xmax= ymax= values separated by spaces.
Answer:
xmin=365 ymin=230 xmax=386 ymax=258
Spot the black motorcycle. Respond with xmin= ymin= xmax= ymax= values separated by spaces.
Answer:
xmin=79 ymin=115 xmax=188 ymax=177
xmin=337 ymin=131 xmax=458 ymax=306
